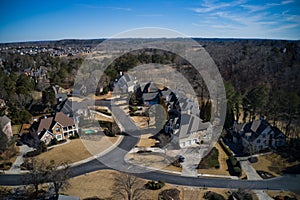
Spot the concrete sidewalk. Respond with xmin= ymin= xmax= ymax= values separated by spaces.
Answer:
xmin=240 ymin=160 xmax=273 ymax=200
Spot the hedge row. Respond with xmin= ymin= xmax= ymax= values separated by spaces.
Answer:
xmin=219 ymin=140 xmax=234 ymax=156
xmin=227 ymin=156 xmax=242 ymax=176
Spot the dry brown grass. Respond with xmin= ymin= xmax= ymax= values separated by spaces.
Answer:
xmin=68 ymin=92 xmax=112 ymax=102
xmin=136 ymin=134 xmax=156 ymax=147
xmin=182 ymin=187 xmax=231 ymax=200
xmin=93 ymin=113 xmax=113 ymax=122
xmin=198 ymin=143 xmax=230 ymax=176
xmin=126 ymin=153 xmax=182 ymax=172
xmin=36 ymin=136 xmax=118 ymax=164
xmin=64 ymin=170 xmax=236 ymax=200
xmin=90 ymin=92 xmax=112 ymax=100
xmin=252 ymin=153 xmax=300 ymax=176
xmin=130 ymin=116 xmax=149 ymax=129
xmin=63 ymin=170 xmax=180 ymax=199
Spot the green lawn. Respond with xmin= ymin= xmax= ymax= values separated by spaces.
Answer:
xmin=198 ymin=147 xmax=220 ymax=169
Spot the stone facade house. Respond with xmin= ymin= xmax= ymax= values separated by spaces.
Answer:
xmin=230 ymin=119 xmax=286 ymax=153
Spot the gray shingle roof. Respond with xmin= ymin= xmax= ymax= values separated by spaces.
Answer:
xmin=179 ymin=114 xmax=209 ymax=139
xmin=0 ymin=116 xmax=10 ymax=129
xmin=143 ymin=92 xmax=160 ymax=101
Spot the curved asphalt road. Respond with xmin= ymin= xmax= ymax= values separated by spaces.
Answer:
xmin=1 ymin=135 xmax=299 ymax=193
xmin=1 ymin=101 xmax=299 ymax=194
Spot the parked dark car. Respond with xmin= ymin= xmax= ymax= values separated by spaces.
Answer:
xmin=177 ymin=155 xmax=185 ymax=162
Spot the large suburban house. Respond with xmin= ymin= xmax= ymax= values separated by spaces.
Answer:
xmin=161 ymin=89 xmax=210 ymax=148
xmin=177 ymin=114 xmax=210 ymax=148
xmin=142 ymin=82 xmax=161 ymax=106
xmin=56 ymin=98 xmax=90 ymax=121
xmin=30 ymin=112 xmax=78 ymax=145
xmin=229 ymin=119 xmax=286 ymax=153
xmin=115 ymin=73 xmax=138 ymax=93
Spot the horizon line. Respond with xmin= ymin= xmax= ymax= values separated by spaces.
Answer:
xmin=1 ymin=36 xmax=299 ymax=44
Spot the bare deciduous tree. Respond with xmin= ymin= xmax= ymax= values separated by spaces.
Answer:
xmin=23 ymin=158 xmax=47 ymax=197
xmin=112 ymin=173 xmax=145 ymax=200
xmin=47 ymin=160 xmax=71 ymax=198
xmin=23 ymin=158 xmax=71 ymax=198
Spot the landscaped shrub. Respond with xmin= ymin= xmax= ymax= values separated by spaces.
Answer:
xmin=136 ymin=150 xmax=152 ymax=153
xmin=0 ymin=162 xmax=12 ymax=170
xmin=203 ymin=191 xmax=226 ymax=200
xmin=171 ymin=159 xmax=182 ymax=168
xmin=227 ymin=156 xmax=242 ymax=176
xmin=274 ymin=195 xmax=298 ymax=200
xmin=20 ymin=161 xmax=32 ymax=170
xmin=145 ymin=180 xmax=165 ymax=190
xmin=69 ymin=132 xmax=80 ymax=139
xmin=158 ymin=188 xmax=181 ymax=200
xmin=129 ymin=105 xmax=138 ymax=113
xmin=229 ymin=189 xmax=253 ymax=200
xmin=49 ymin=138 xmax=58 ymax=146
xmin=229 ymin=156 xmax=238 ymax=166
xmin=248 ymin=157 xmax=258 ymax=163
xmin=233 ymin=167 xmax=242 ymax=176
xmin=23 ymin=150 xmax=41 ymax=158
xmin=37 ymin=141 xmax=47 ymax=152
xmin=103 ymin=128 xmax=115 ymax=137
xmin=83 ymin=197 xmax=106 ymax=200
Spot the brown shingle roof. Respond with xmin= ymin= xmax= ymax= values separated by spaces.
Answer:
xmin=37 ymin=117 xmax=53 ymax=132
xmin=54 ymin=112 xmax=75 ymax=127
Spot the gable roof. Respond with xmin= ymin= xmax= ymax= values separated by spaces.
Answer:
xmin=143 ymin=92 xmax=160 ymax=101
xmin=115 ymin=74 xmax=136 ymax=93
xmin=54 ymin=112 xmax=75 ymax=127
xmin=271 ymin=126 xmax=285 ymax=139
xmin=37 ymin=117 xmax=54 ymax=132
xmin=143 ymin=82 xmax=159 ymax=93
xmin=241 ymin=119 xmax=284 ymax=142
xmin=39 ymin=129 xmax=54 ymax=140
xmin=179 ymin=114 xmax=209 ymax=139
xmin=179 ymin=97 xmax=200 ymax=115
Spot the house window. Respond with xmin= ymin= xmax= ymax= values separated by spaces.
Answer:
xmin=55 ymin=128 xmax=60 ymax=132
xmin=257 ymin=139 xmax=260 ymax=144
xmin=56 ymin=134 xmax=62 ymax=140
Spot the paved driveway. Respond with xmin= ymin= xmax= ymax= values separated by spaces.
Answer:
xmin=6 ymin=145 xmax=34 ymax=174
xmin=240 ymin=160 xmax=273 ymax=200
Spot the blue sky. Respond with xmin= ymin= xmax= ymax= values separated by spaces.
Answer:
xmin=0 ymin=0 xmax=299 ymax=42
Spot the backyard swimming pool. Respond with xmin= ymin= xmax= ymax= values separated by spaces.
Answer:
xmin=84 ymin=129 xmax=96 ymax=134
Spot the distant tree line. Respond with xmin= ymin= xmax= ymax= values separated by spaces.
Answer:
xmin=0 ymin=52 xmax=83 ymax=124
